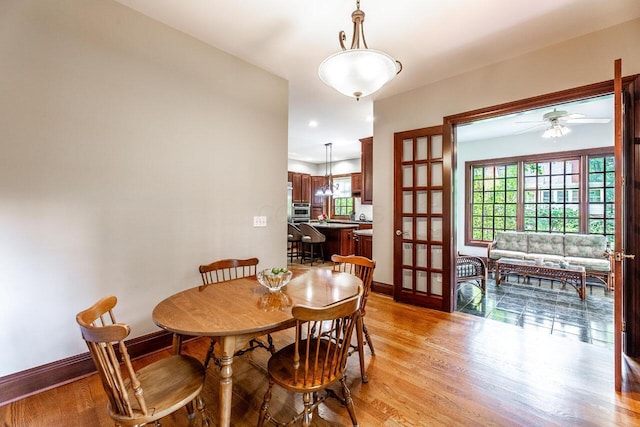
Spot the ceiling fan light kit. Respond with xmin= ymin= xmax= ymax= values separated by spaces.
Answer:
xmin=318 ymin=0 xmax=402 ymax=101
xmin=542 ymin=119 xmax=572 ymax=139
xmin=515 ymin=106 xmax=612 ymax=139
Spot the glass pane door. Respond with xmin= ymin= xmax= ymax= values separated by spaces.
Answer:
xmin=394 ymin=126 xmax=450 ymax=310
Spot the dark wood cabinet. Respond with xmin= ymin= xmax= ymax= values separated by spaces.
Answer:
xmin=339 ymin=228 xmax=355 ymax=256
xmin=351 ymin=172 xmax=362 ymax=196
xmin=355 ymin=233 xmax=372 ymax=259
xmin=311 ymin=206 xmax=323 ymax=220
xmin=360 ymin=137 xmax=373 ymax=204
xmin=311 ymin=176 xmax=325 ymax=208
xmin=311 ymin=224 xmax=357 ymax=257
xmin=300 ymin=174 xmax=311 ymax=203
xmin=289 ymin=171 xmax=311 ymax=203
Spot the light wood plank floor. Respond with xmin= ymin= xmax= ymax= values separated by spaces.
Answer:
xmin=3 ymin=277 xmax=640 ymax=425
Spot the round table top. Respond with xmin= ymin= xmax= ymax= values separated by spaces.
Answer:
xmin=152 ymin=269 xmax=362 ymax=337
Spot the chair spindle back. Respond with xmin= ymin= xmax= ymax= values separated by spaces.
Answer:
xmin=76 ymin=295 xmax=147 ymax=419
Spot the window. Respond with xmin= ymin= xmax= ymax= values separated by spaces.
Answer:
xmin=466 ymin=148 xmax=615 ymax=245
xmin=587 ymin=156 xmax=615 ymax=240
xmin=523 ymin=159 xmax=580 ymax=233
xmin=470 ymin=164 xmax=518 ymax=242
xmin=333 ymin=197 xmax=354 ymax=217
xmin=331 ymin=175 xmax=354 ymax=218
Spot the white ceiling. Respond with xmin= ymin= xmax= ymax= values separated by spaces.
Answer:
xmin=456 ymin=94 xmax=614 ymax=142
xmin=114 ymin=0 xmax=640 ymax=163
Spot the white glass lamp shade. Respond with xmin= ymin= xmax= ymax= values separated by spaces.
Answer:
xmin=319 ymin=49 xmax=400 ymax=99
xmin=542 ymin=123 xmax=571 ymax=139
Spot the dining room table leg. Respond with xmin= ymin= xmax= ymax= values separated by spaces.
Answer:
xmin=217 ymin=335 xmax=237 ymax=427
xmin=171 ymin=333 xmax=183 ymax=355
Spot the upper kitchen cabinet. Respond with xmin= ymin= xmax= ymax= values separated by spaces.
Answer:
xmin=289 ymin=171 xmax=311 ymax=203
xmin=360 ymin=137 xmax=373 ymax=205
xmin=351 ymin=172 xmax=362 ymax=196
xmin=311 ymin=175 xmax=326 ymax=208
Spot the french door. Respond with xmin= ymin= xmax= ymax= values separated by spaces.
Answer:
xmin=393 ymin=126 xmax=452 ymax=310
xmin=612 ymin=60 xmax=640 ymax=391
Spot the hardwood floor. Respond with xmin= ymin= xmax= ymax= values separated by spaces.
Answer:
xmin=3 ymin=274 xmax=640 ymax=425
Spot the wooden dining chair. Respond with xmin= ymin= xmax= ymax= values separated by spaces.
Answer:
xmin=331 ymin=254 xmax=376 ymax=383
xmin=198 ymin=257 xmax=275 ymax=369
xmin=76 ymin=295 xmax=210 ymax=427
xmin=257 ymin=290 xmax=362 ymax=427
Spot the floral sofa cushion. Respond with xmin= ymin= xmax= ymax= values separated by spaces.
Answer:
xmin=563 ymin=256 xmax=611 ymax=272
xmin=527 ymin=233 xmax=565 ymax=257
xmin=564 ymin=234 xmax=608 ymax=259
xmin=495 ymin=231 xmax=528 ymax=253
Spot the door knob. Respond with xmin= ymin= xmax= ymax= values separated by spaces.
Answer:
xmin=615 ymin=252 xmax=636 ymax=261
xmin=395 ymin=230 xmax=403 ymax=236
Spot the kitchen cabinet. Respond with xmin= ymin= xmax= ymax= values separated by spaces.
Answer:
xmin=289 ymin=171 xmax=311 ymax=203
xmin=311 ymin=206 xmax=323 ymax=220
xmin=351 ymin=172 xmax=362 ymax=196
xmin=311 ymin=175 xmax=326 ymax=208
xmin=309 ymin=223 xmax=357 ymax=256
xmin=354 ymin=230 xmax=373 ymax=259
xmin=360 ymin=137 xmax=373 ymax=204
xmin=300 ymin=174 xmax=311 ymax=203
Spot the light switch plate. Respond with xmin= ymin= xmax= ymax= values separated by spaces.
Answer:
xmin=253 ymin=216 xmax=267 ymax=227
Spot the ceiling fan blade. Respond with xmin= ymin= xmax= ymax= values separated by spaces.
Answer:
xmin=563 ymin=113 xmax=585 ymax=120
xmin=515 ymin=123 xmax=546 ymax=134
xmin=565 ymin=117 xmax=611 ymax=124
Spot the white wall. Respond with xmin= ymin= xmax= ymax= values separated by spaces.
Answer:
xmin=457 ymin=124 xmax=614 ymax=257
xmin=0 ymin=0 xmax=288 ymax=376
xmin=374 ymin=18 xmax=640 ymax=286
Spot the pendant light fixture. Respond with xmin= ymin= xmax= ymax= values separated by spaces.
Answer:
xmin=316 ymin=143 xmax=340 ymax=197
xmin=318 ymin=0 xmax=402 ymax=101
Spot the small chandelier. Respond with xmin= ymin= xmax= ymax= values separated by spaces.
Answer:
xmin=316 ymin=143 xmax=340 ymax=197
xmin=318 ymin=0 xmax=402 ymax=101
xmin=542 ymin=119 xmax=571 ymax=139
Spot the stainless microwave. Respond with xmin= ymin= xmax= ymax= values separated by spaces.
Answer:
xmin=291 ymin=203 xmax=310 ymax=221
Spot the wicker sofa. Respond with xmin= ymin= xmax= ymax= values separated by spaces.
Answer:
xmin=487 ymin=231 xmax=613 ymax=290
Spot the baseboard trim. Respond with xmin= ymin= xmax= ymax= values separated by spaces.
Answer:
xmin=372 ymin=280 xmax=393 ymax=296
xmin=0 ymin=330 xmax=174 ymax=407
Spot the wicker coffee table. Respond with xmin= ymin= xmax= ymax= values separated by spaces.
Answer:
xmin=495 ymin=258 xmax=587 ymax=300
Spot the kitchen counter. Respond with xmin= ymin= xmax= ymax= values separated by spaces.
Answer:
xmin=308 ymin=222 xmax=359 ymax=229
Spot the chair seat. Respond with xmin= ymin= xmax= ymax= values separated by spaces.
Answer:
xmin=113 ymin=355 xmax=205 ymax=424
xmin=267 ymin=340 xmax=342 ymax=393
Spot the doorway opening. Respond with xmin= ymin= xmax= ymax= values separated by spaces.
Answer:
xmin=452 ymin=94 xmax=615 ymax=347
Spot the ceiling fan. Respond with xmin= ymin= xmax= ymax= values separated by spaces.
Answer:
xmin=517 ymin=107 xmax=611 ymax=138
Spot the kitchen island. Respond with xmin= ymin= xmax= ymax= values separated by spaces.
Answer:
xmin=307 ymin=222 xmax=359 ymax=257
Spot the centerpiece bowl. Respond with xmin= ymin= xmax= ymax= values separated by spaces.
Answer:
xmin=257 ymin=268 xmax=292 ymax=293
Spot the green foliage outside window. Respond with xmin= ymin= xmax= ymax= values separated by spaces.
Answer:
xmin=468 ymin=153 xmax=615 ymax=245
xmin=333 ymin=197 xmax=354 ymax=217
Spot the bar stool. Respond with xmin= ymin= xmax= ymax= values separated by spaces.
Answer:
xmin=287 ymin=223 xmax=303 ymax=263
xmin=299 ymin=223 xmax=326 ymax=266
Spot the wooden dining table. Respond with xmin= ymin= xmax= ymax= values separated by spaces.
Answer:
xmin=152 ymin=268 xmax=362 ymax=427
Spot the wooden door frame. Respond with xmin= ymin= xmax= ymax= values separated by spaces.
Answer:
xmin=443 ymin=78 xmax=638 ymax=328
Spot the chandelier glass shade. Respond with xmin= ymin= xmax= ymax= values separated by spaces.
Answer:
xmin=542 ymin=119 xmax=571 ymax=139
xmin=318 ymin=0 xmax=401 ymax=101
xmin=316 ymin=143 xmax=340 ymax=197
